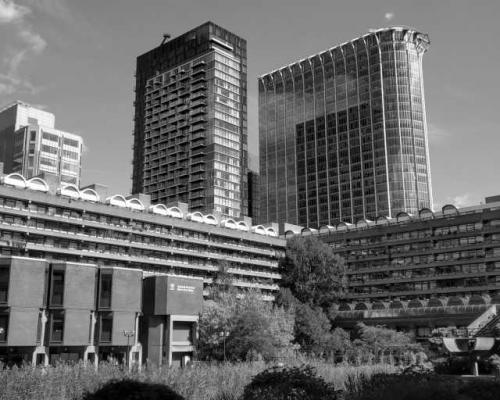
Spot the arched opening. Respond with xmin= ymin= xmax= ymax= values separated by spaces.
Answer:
xmin=59 ymin=184 xmax=80 ymax=200
xmin=319 ymin=225 xmax=335 ymax=235
xmin=252 ymin=225 xmax=267 ymax=235
xmin=491 ymin=293 xmax=500 ymax=304
xmin=167 ymin=207 xmax=183 ymax=219
xmin=338 ymin=303 xmax=352 ymax=311
xmin=419 ymin=208 xmax=434 ymax=220
xmin=301 ymin=227 xmax=317 ymax=236
xmin=80 ymin=188 xmax=100 ymax=202
xmin=221 ymin=219 xmax=237 ymax=229
xmin=428 ymin=298 xmax=445 ymax=308
xmin=407 ymin=299 xmax=424 ymax=308
xmin=126 ymin=198 xmax=145 ymax=211
xmin=468 ymin=294 xmax=486 ymax=306
xmin=203 ymin=214 xmax=218 ymax=226
xmin=187 ymin=211 xmax=204 ymax=223
xmin=376 ymin=216 xmax=390 ymax=225
xmin=284 ymin=230 xmax=296 ymax=239
xmin=447 ymin=296 xmax=465 ymax=307
xmin=149 ymin=204 xmax=169 ymax=216
xmin=2 ymin=173 xmax=27 ymax=189
xmin=336 ymin=222 xmax=353 ymax=231
xmin=442 ymin=204 xmax=459 ymax=216
xmin=396 ymin=211 xmax=412 ymax=222
xmin=266 ymin=227 xmax=278 ymax=237
xmin=26 ymin=177 xmax=49 ymax=192
xmin=389 ymin=300 xmax=404 ymax=309
xmin=236 ymin=221 xmax=249 ymax=231
xmin=105 ymin=194 xmax=127 ymax=208
xmin=372 ymin=302 xmax=386 ymax=310
xmin=354 ymin=303 xmax=368 ymax=311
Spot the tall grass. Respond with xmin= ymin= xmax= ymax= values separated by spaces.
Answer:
xmin=0 ymin=361 xmax=396 ymax=400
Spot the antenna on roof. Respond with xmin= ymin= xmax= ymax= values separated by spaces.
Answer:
xmin=161 ymin=33 xmax=171 ymax=45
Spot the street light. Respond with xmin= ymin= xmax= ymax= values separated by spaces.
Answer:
xmin=219 ymin=331 xmax=230 ymax=362
xmin=122 ymin=330 xmax=135 ymax=368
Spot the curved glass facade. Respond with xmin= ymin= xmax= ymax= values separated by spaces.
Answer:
xmin=259 ymin=27 xmax=433 ymax=227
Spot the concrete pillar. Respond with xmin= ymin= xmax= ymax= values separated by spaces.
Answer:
xmin=89 ymin=311 xmax=97 ymax=346
xmin=40 ymin=310 xmax=48 ymax=346
xmin=473 ymin=360 xmax=479 ymax=376
xmin=167 ymin=315 xmax=173 ymax=367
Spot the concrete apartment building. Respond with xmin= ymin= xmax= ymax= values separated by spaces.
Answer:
xmin=0 ymin=102 xmax=83 ymax=186
xmin=285 ymin=198 xmax=500 ymax=339
xmin=133 ymin=22 xmax=248 ymax=218
xmin=0 ymin=171 xmax=283 ymax=366
xmin=0 ymin=257 xmax=142 ymax=366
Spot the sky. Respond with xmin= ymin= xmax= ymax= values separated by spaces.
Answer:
xmin=0 ymin=0 xmax=498 ymax=210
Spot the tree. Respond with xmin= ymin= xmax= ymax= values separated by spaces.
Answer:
xmin=197 ymin=290 xmax=295 ymax=361
xmin=279 ymin=236 xmax=346 ymax=308
xmin=348 ymin=323 xmax=423 ymax=364
xmin=294 ymin=302 xmax=334 ymax=357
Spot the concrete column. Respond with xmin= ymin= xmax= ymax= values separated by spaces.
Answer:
xmin=40 ymin=309 xmax=48 ymax=346
xmin=89 ymin=311 xmax=97 ymax=345
xmin=167 ymin=315 xmax=173 ymax=367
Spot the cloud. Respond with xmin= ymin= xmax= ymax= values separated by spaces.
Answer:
xmin=0 ymin=0 xmax=47 ymax=96
xmin=385 ymin=12 xmax=395 ymax=21
xmin=427 ymin=123 xmax=452 ymax=145
xmin=19 ymin=28 xmax=47 ymax=53
xmin=0 ymin=0 xmax=29 ymax=24
xmin=22 ymin=0 xmax=72 ymax=22
xmin=434 ymin=192 xmax=482 ymax=210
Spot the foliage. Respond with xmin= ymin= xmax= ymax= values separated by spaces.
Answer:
xmin=345 ymin=324 xmax=423 ymax=364
xmin=489 ymin=353 xmax=500 ymax=374
xmin=0 ymin=360 xmax=395 ymax=400
xmin=241 ymin=365 xmax=340 ymax=400
xmin=197 ymin=290 xmax=295 ymax=361
xmin=294 ymin=302 xmax=350 ymax=359
xmin=279 ymin=236 xmax=346 ymax=308
xmin=346 ymin=372 xmax=500 ymax=400
xmin=82 ymin=379 xmax=184 ymax=400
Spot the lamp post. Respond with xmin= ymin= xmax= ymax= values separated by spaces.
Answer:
xmin=122 ymin=330 xmax=135 ymax=368
xmin=219 ymin=331 xmax=230 ymax=362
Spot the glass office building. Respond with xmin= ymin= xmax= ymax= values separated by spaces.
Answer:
xmin=133 ymin=22 xmax=248 ymax=218
xmin=258 ymin=27 xmax=433 ymax=227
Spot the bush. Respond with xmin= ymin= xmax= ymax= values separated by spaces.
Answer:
xmin=346 ymin=373 xmax=458 ymax=400
xmin=83 ymin=379 xmax=184 ymax=400
xmin=241 ymin=365 xmax=340 ymax=400
xmin=346 ymin=373 xmax=500 ymax=400
xmin=458 ymin=379 xmax=500 ymax=400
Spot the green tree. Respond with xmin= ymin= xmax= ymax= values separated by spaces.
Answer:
xmin=294 ymin=302 xmax=333 ymax=357
xmin=348 ymin=323 xmax=423 ymax=364
xmin=279 ymin=236 xmax=346 ymax=308
xmin=197 ymin=290 xmax=295 ymax=361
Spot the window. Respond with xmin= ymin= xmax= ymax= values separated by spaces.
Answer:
xmin=50 ymin=269 xmax=65 ymax=306
xmin=50 ymin=311 xmax=64 ymax=342
xmin=99 ymin=313 xmax=113 ymax=343
xmin=99 ymin=272 xmax=112 ymax=309
xmin=0 ymin=313 xmax=7 ymax=342
xmin=0 ymin=268 xmax=9 ymax=303
xmin=63 ymin=138 xmax=79 ymax=148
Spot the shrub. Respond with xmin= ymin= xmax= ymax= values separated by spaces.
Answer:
xmin=346 ymin=373 xmax=458 ymax=400
xmin=241 ymin=365 xmax=340 ymax=400
xmin=82 ymin=379 xmax=184 ymax=400
xmin=458 ymin=379 xmax=500 ymax=400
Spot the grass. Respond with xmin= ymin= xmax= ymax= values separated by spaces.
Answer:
xmin=0 ymin=361 xmax=396 ymax=400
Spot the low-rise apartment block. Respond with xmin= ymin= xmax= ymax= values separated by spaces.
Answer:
xmin=286 ymin=199 xmax=500 ymax=339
